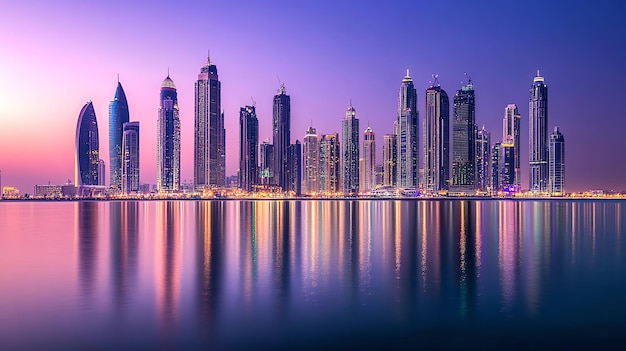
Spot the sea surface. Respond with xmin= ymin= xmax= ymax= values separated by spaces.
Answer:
xmin=1 ymin=199 xmax=626 ymax=350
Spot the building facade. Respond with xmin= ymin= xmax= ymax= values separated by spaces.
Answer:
xmin=121 ymin=121 xmax=140 ymax=193
xmin=238 ymin=106 xmax=258 ymax=192
xmin=396 ymin=70 xmax=419 ymax=188
xmin=549 ymin=126 xmax=565 ymax=195
xmin=319 ymin=133 xmax=340 ymax=194
xmin=423 ymin=82 xmax=450 ymax=193
xmin=475 ymin=126 xmax=491 ymax=192
xmin=273 ymin=85 xmax=291 ymax=191
xmin=303 ymin=126 xmax=319 ymax=194
xmin=451 ymin=80 xmax=476 ymax=193
xmin=109 ymin=81 xmax=129 ymax=191
xmin=529 ymin=71 xmax=548 ymax=192
xmin=157 ymin=75 xmax=180 ymax=192
xmin=491 ymin=142 xmax=501 ymax=192
xmin=503 ymin=104 xmax=522 ymax=187
xmin=361 ymin=126 xmax=376 ymax=192
xmin=383 ymin=133 xmax=397 ymax=187
xmin=259 ymin=139 xmax=274 ymax=186
xmin=289 ymin=141 xmax=302 ymax=195
xmin=341 ymin=103 xmax=359 ymax=195
xmin=75 ymin=101 xmax=100 ymax=186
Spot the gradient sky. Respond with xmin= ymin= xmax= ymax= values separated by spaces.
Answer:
xmin=1 ymin=0 xmax=625 ymax=193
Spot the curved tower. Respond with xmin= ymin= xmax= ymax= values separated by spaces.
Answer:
xmin=75 ymin=101 xmax=100 ymax=186
xmin=109 ymin=80 xmax=129 ymax=190
xmin=396 ymin=70 xmax=419 ymax=189
xmin=157 ymin=75 xmax=180 ymax=192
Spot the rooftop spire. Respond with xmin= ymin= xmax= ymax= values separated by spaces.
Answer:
xmin=208 ymin=49 xmax=211 ymax=64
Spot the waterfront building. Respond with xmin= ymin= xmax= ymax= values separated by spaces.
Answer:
xmin=501 ymin=143 xmax=515 ymax=190
xmin=491 ymin=142 xmax=501 ymax=192
xmin=157 ymin=74 xmax=180 ymax=192
xmin=259 ymin=139 xmax=274 ymax=186
xmin=289 ymin=141 xmax=302 ymax=195
xmin=303 ymin=126 xmax=319 ymax=194
xmin=529 ymin=70 xmax=548 ymax=192
xmin=194 ymin=53 xmax=225 ymax=189
xmin=319 ymin=133 xmax=340 ymax=194
xmin=383 ymin=133 xmax=397 ymax=187
xmin=341 ymin=103 xmax=359 ymax=195
xmin=98 ymin=160 xmax=106 ymax=186
xmin=34 ymin=184 xmax=63 ymax=197
xmin=238 ymin=106 xmax=258 ymax=192
xmin=75 ymin=101 xmax=100 ymax=186
xmin=361 ymin=126 xmax=376 ymax=192
xmin=121 ymin=121 xmax=140 ymax=193
xmin=503 ymin=104 xmax=522 ymax=187
xmin=451 ymin=79 xmax=476 ymax=194
xmin=396 ymin=70 xmax=419 ymax=188
xmin=273 ymin=84 xmax=291 ymax=191
xmin=423 ymin=78 xmax=450 ymax=193
xmin=475 ymin=126 xmax=491 ymax=192
xmin=549 ymin=126 xmax=565 ymax=195
xmin=109 ymin=80 xmax=129 ymax=191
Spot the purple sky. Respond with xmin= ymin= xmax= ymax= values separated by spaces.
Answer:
xmin=1 ymin=0 xmax=625 ymax=193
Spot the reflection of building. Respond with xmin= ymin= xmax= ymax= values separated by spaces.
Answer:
xmin=451 ymin=80 xmax=475 ymax=193
xmin=424 ymin=81 xmax=450 ymax=193
xmin=361 ymin=126 xmax=376 ymax=192
xmin=109 ymin=81 xmax=129 ymax=191
xmin=75 ymin=101 xmax=100 ymax=186
xmin=475 ymin=126 xmax=490 ymax=191
xmin=396 ymin=70 xmax=419 ymax=188
xmin=320 ymin=133 xmax=340 ymax=193
xmin=273 ymin=85 xmax=291 ymax=191
xmin=549 ymin=126 xmax=565 ymax=195
xmin=342 ymin=103 xmax=359 ymax=195
xmin=122 ymin=122 xmax=140 ymax=193
xmin=303 ymin=126 xmax=319 ymax=194
xmin=383 ymin=133 xmax=397 ymax=187
xmin=157 ymin=74 xmax=180 ymax=192
xmin=529 ymin=71 xmax=548 ymax=192
xmin=238 ymin=105 xmax=258 ymax=192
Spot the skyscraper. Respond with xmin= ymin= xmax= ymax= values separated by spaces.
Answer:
xmin=491 ymin=142 xmax=501 ymax=192
xmin=451 ymin=79 xmax=476 ymax=194
xmin=319 ymin=133 xmax=340 ymax=194
xmin=121 ymin=121 xmax=140 ymax=193
xmin=529 ymin=70 xmax=548 ymax=192
xmin=109 ymin=80 xmax=129 ymax=191
xmin=503 ymin=104 xmax=522 ymax=187
xmin=361 ymin=126 xmax=376 ymax=192
xmin=259 ymin=139 xmax=274 ymax=186
xmin=303 ymin=126 xmax=319 ymax=194
xmin=238 ymin=105 xmax=258 ymax=192
xmin=341 ymin=103 xmax=359 ymax=195
xmin=273 ymin=84 xmax=291 ymax=191
xmin=549 ymin=126 xmax=565 ymax=195
xmin=396 ymin=70 xmax=419 ymax=188
xmin=157 ymin=74 xmax=180 ymax=192
xmin=501 ymin=144 xmax=515 ymax=190
xmin=75 ymin=101 xmax=99 ymax=186
xmin=383 ymin=133 xmax=397 ymax=187
xmin=289 ymin=141 xmax=302 ymax=195
xmin=475 ymin=126 xmax=491 ymax=192
xmin=424 ymin=79 xmax=450 ymax=193
xmin=194 ymin=54 xmax=225 ymax=189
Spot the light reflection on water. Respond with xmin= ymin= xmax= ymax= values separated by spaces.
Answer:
xmin=1 ymin=200 xmax=626 ymax=349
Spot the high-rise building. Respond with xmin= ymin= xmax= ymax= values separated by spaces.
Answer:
xmin=289 ymin=141 xmax=302 ymax=195
xmin=396 ymin=70 xmax=419 ymax=188
xmin=451 ymin=80 xmax=476 ymax=194
xmin=109 ymin=80 xmax=129 ymax=191
xmin=361 ymin=126 xmax=376 ymax=192
xmin=503 ymin=104 xmax=522 ymax=187
xmin=273 ymin=84 xmax=291 ymax=191
xmin=121 ymin=121 xmax=140 ymax=193
xmin=424 ymin=80 xmax=450 ymax=193
xmin=549 ymin=126 xmax=565 ymax=195
xmin=75 ymin=101 xmax=99 ymax=186
xmin=98 ymin=160 xmax=106 ymax=186
xmin=157 ymin=74 xmax=180 ymax=192
xmin=491 ymin=142 xmax=501 ymax=192
xmin=501 ymin=143 xmax=515 ymax=190
xmin=529 ymin=70 xmax=548 ymax=192
xmin=259 ymin=139 xmax=274 ymax=186
xmin=319 ymin=133 xmax=340 ymax=194
xmin=341 ymin=103 xmax=359 ymax=195
xmin=238 ymin=106 xmax=258 ymax=192
xmin=194 ymin=54 xmax=225 ymax=189
xmin=383 ymin=133 xmax=397 ymax=187
xmin=303 ymin=126 xmax=319 ymax=194
xmin=475 ymin=126 xmax=491 ymax=191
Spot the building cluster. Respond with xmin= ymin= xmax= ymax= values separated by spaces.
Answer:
xmin=26 ymin=53 xmax=566 ymax=199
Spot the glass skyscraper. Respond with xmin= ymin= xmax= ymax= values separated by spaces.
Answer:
xmin=529 ymin=71 xmax=548 ymax=192
xmin=361 ymin=126 xmax=376 ymax=192
xmin=396 ymin=70 xmax=419 ymax=189
xmin=319 ymin=133 xmax=340 ymax=194
xmin=273 ymin=85 xmax=291 ymax=191
xmin=424 ymin=80 xmax=450 ymax=193
xmin=475 ymin=126 xmax=491 ymax=192
xmin=303 ymin=126 xmax=319 ymax=194
xmin=157 ymin=75 xmax=180 ymax=192
xmin=549 ymin=126 xmax=565 ymax=195
xmin=383 ymin=133 xmax=397 ymax=187
xmin=109 ymin=81 xmax=129 ymax=191
xmin=121 ymin=121 xmax=139 ymax=193
xmin=289 ymin=141 xmax=302 ymax=196
xmin=238 ymin=105 xmax=258 ymax=192
xmin=341 ymin=103 xmax=359 ymax=195
xmin=194 ymin=54 xmax=225 ymax=190
xmin=75 ymin=101 xmax=100 ymax=186
xmin=503 ymin=104 xmax=521 ymax=187
xmin=451 ymin=80 xmax=476 ymax=193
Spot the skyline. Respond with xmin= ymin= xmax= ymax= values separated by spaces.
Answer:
xmin=1 ymin=0 xmax=626 ymax=193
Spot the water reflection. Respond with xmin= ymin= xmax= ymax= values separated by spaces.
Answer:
xmin=76 ymin=201 xmax=99 ymax=303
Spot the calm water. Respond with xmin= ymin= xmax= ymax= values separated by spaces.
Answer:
xmin=1 ymin=200 xmax=626 ymax=349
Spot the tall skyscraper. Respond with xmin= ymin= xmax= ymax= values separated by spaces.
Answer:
xmin=549 ymin=126 xmax=565 ymax=195
xmin=503 ymin=104 xmax=522 ymax=187
xmin=238 ymin=105 xmax=258 ymax=192
xmin=529 ymin=70 xmax=548 ymax=192
xmin=451 ymin=79 xmax=476 ymax=193
xmin=319 ymin=133 xmax=340 ymax=194
xmin=341 ymin=103 xmax=359 ymax=195
xmin=289 ymin=141 xmax=302 ymax=195
xmin=109 ymin=80 xmax=129 ymax=191
xmin=157 ymin=74 xmax=180 ymax=192
xmin=259 ymin=139 xmax=274 ymax=186
xmin=424 ymin=79 xmax=450 ymax=193
xmin=361 ymin=126 xmax=376 ymax=192
xmin=303 ymin=126 xmax=319 ymax=194
xmin=491 ymin=142 xmax=501 ymax=192
xmin=273 ymin=84 xmax=291 ymax=191
xmin=98 ymin=160 xmax=106 ymax=186
xmin=501 ymin=144 xmax=515 ymax=190
xmin=383 ymin=133 xmax=397 ymax=187
xmin=194 ymin=54 xmax=225 ymax=189
xmin=396 ymin=70 xmax=419 ymax=188
xmin=475 ymin=126 xmax=491 ymax=192
xmin=121 ymin=121 xmax=140 ymax=193
xmin=75 ymin=101 xmax=99 ymax=186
